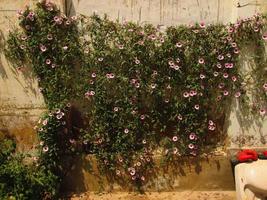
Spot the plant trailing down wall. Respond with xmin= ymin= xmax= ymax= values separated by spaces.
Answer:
xmin=4 ymin=0 xmax=267 ymax=198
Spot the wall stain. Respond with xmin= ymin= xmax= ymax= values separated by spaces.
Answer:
xmin=138 ymin=6 xmax=142 ymax=22
xmin=217 ymin=0 xmax=220 ymax=22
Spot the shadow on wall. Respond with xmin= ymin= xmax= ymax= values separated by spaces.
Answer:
xmin=0 ymin=29 xmax=7 ymax=79
xmin=224 ymin=43 xmax=267 ymax=147
xmin=61 ymin=155 xmax=235 ymax=193
xmin=0 ymin=11 xmax=41 ymax=98
xmin=63 ymin=0 xmax=76 ymax=17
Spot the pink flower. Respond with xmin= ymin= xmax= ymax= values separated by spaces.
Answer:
xmin=106 ymin=73 xmax=115 ymax=79
xmin=172 ymin=136 xmax=178 ymax=142
xmin=39 ymin=141 xmax=44 ymax=146
xmin=116 ymin=170 xmax=121 ymax=176
xmin=223 ymin=73 xmax=229 ymax=78
xmin=176 ymin=42 xmax=183 ymax=48
xmin=69 ymin=139 xmax=76 ymax=144
xmin=173 ymin=147 xmax=179 ymax=155
xmin=85 ymin=90 xmax=95 ymax=98
xmin=189 ymin=133 xmax=196 ymax=140
xmin=174 ymin=65 xmax=180 ymax=71
xmin=65 ymin=20 xmax=71 ymax=25
xmin=51 ymin=64 xmax=56 ymax=68
xmin=177 ymin=114 xmax=183 ymax=121
xmin=263 ymin=83 xmax=267 ymax=91
xmin=223 ymin=90 xmax=229 ymax=96
xmin=260 ymin=109 xmax=266 ymax=116
xmin=168 ymin=60 xmax=174 ymax=66
xmin=234 ymin=48 xmax=240 ymax=54
xmin=262 ymin=33 xmax=267 ymax=41
xmin=150 ymin=83 xmax=156 ymax=89
xmin=194 ymin=104 xmax=200 ymax=110
xmin=140 ymin=115 xmax=145 ymax=120
xmin=91 ymin=72 xmax=96 ymax=78
xmin=226 ymin=36 xmax=232 ymax=41
xmin=124 ymin=128 xmax=129 ymax=133
xmin=213 ymin=71 xmax=219 ymax=77
xmin=208 ymin=125 xmax=216 ymax=131
xmin=149 ymin=34 xmax=157 ymax=40
xmin=209 ymin=120 xmax=214 ymax=126
xmin=200 ymin=74 xmax=206 ymax=79
xmin=142 ymin=139 xmax=147 ymax=144
xmin=198 ymin=58 xmax=205 ymax=64
xmin=189 ymin=90 xmax=197 ymax=96
xmin=113 ymin=107 xmax=119 ymax=112
xmin=141 ymin=176 xmax=145 ymax=181
xmin=199 ymin=22 xmax=205 ymax=28
xmin=42 ymin=146 xmax=49 ymax=152
xmin=135 ymin=59 xmax=140 ymax=65
xmin=217 ymin=55 xmax=224 ymax=60
xmin=98 ymin=57 xmax=103 ymax=62
xmin=188 ymin=143 xmax=195 ymax=149
xmin=20 ymin=45 xmax=26 ymax=50
xmin=226 ymin=53 xmax=232 ymax=58
xmin=47 ymin=34 xmax=53 ymax=40
xmin=232 ymin=76 xmax=237 ymax=82
xmin=165 ymin=99 xmax=170 ymax=103
xmin=216 ymin=95 xmax=222 ymax=101
xmin=46 ymin=59 xmax=51 ymax=65
xmin=218 ymin=83 xmax=225 ymax=89
xmin=118 ymin=44 xmax=124 ymax=49
xmin=128 ymin=168 xmax=136 ymax=176
xmin=40 ymin=44 xmax=47 ymax=52
xmin=71 ymin=16 xmax=77 ymax=21
xmin=228 ymin=63 xmax=234 ymax=68
xmin=56 ymin=114 xmax=62 ymax=119
xmin=135 ymin=83 xmax=140 ymax=88
xmin=217 ymin=63 xmax=222 ymax=68
xmin=183 ymin=92 xmax=189 ymax=98
xmin=42 ymin=119 xmax=48 ymax=126
xmin=21 ymin=35 xmax=27 ymax=41
xmin=235 ymin=91 xmax=241 ymax=98
xmin=63 ymin=46 xmax=68 ymax=50
xmin=228 ymin=27 xmax=234 ymax=33
xmin=160 ymin=38 xmax=165 ymax=43
xmin=231 ymin=42 xmax=237 ymax=48
xmin=190 ymin=151 xmax=197 ymax=156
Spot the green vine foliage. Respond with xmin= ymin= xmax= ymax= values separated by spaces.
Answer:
xmin=4 ymin=0 xmax=267 ymax=197
xmin=0 ymin=138 xmax=58 ymax=200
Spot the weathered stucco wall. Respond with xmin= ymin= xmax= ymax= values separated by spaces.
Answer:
xmin=69 ymin=0 xmax=265 ymax=25
xmin=0 ymin=0 xmax=62 ymax=151
xmin=0 ymin=0 xmax=267 ymax=193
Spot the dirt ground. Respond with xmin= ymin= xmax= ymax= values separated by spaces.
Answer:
xmin=70 ymin=191 xmax=236 ymax=200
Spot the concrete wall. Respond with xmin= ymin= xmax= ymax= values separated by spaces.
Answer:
xmin=0 ymin=0 xmax=62 ymax=151
xmin=0 ymin=0 xmax=267 ymax=193
xmin=69 ymin=0 xmax=266 ymax=25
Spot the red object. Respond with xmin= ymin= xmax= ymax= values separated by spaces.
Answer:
xmin=237 ymin=149 xmax=258 ymax=162
xmin=263 ymin=150 xmax=267 ymax=157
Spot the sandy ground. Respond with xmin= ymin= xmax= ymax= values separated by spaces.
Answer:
xmin=70 ymin=191 xmax=236 ymax=200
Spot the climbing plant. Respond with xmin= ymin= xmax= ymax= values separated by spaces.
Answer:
xmin=4 ymin=0 xmax=267 ymax=198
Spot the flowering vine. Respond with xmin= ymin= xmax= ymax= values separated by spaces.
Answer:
xmin=4 ymin=0 xmax=267 ymax=197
